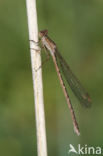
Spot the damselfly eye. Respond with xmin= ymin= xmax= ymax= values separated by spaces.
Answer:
xmin=39 ymin=30 xmax=48 ymax=37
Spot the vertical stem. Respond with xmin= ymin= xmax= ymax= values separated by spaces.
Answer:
xmin=26 ymin=0 xmax=47 ymax=156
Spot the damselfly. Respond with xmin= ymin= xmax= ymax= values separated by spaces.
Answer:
xmin=39 ymin=30 xmax=91 ymax=135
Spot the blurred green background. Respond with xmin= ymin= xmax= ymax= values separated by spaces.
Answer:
xmin=0 ymin=0 xmax=103 ymax=156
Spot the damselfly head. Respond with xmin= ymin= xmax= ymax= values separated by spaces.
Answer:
xmin=39 ymin=30 xmax=48 ymax=38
